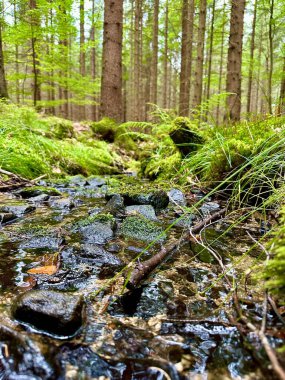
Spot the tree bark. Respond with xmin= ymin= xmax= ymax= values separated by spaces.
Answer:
xmin=278 ymin=57 xmax=285 ymax=115
xmin=225 ymin=0 xmax=246 ymax=122
xmin=206 ymin=0 xmax=216 ymax=100
xmin=90 ymin=0 xmax=97 ymax=121
xmin=246 ymin=0 xmax=257 ymax=114
xmin=149 ymin=0 xmax=159 ymax=105
xmin=192 ymin=0 xmax=207 ymax=109
xmin=179 ymin=0 xmax=194 ymax=116
xmin=0 ymin=5 xmax=8 ymax=99
xmin=29 ymin=0 xmax=41 ymax=108
xmin=79 ymin=0 xmax=86 ymax=120
xmin=133 ymin=0 xmax=142 ymax=120
xmin=100 ymin=0 xmax=123 ymax=122
xmin=162 ymin=0 xmax=168 ymax=108
xmin=268 ymin=0 xmax=274 ymax=114
xmin=216 ymin=0 xmax=226 ymax=124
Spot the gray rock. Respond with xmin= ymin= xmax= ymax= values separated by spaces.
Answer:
xmin=125 ymin=205 xmax=157 ymax=220
xmin=68 ymin=175 xmax=88 ymax=187
xmin=168 ymin=188 xmax=187 ymax=206
xmin=0 ymin=205 xmax=35 ymax=216
xmin=86 ymin=177 xmax=106 ymax=188
xmin=28 ymin=194 xmax=50 ymax=203
xmin=77 ymin=215 xmax=116 ymax=244
xmin=19 ymin=235 xmax=63 ymax=250
xmin=48 ymin=197 xmax=75 ymax=210
xmin=200 ymin=202 xmax=220 ymax=216
xmin=104 ymin=194 xmax=125 ymax=217
xmin=120 ymin=215 xmax=165 ymax=243
xmin=12 ymin=290 xmax=84 ymax=337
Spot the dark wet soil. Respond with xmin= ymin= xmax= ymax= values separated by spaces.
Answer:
xmin=0 ymin=175 xmax=284 ymax=380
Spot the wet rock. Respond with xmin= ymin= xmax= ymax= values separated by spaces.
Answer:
xmin=0 ymin=212 xmax=17 ymax=224
xmin=125 ymin=205 xmax=157 ymax=221
xmin=168 ymin=188 xmax=187 ymax=206
xmin=120 ymin=215 xmax=165 ymax=243
xmin=104 ymin=194 xmax=125 ymax=217
xmin=79 ymin=243 xmax=123 ymax=268
xmin=0 ymin=204 xmax=35 ymax=216
xmin=175 ymin=213 xmax=195 ymax=228
xmin=123 ymin=190 xmax=169 ymax=210
xmin=86 ymin=176 xmax=106 ymax=188
xmin=15 ymin=186 xmax=61 ymax=198
xmin=200 ymin=202 xmax=220 ymax=216
xmin=28 ymin=194 xmax=50 ymax=203
xmin=105 ymin=242 xmax=122 ymax=253
xmin=68 ymin=175 xmax=88 ymax=187
xmin=12 ymin=290 xmax=84 ymax=337
xmin=77 ymin=214 xmax=116 ymax=244
xmin=19 ymin=234 xmax=63 ymax=250
xmin=48 ymin=197 xmax=75 ymax=210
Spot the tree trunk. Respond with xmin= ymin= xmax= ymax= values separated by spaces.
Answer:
xmin=192 ymin=0 xmax=207 ymax=109
xmin=278 ymin=57 xmax=285 ymax=115
xmin=206 ymin=0 xmax=216 ymax=100
xmin=216 ymin=0 xmax=226 ymax=124
xmin=179 ymin=0 xmax=194 ymax=116
xmin=0 ymin=5 xmax=8 ymax=99
xmin=268 ymin=0 xmax=274 ymax=114
xmin=225 ymin=0 xmax=246 ymax=122
xmin=79 ymin=0 xmax=86 ymax=120
xmin=90 ymin=0 xmax=97 ymax=121
xmin=100 ymin=0 xmax=123 ymax=122
xmin=162 ymin=0 xmax=168 ymax=108
xmin=133 ymin=0 xmax=142 ymax=120
xmin=149 ymin=0 xmax=159 ymax=105
xmin=29 ymin=0 xmax=41 ymax=108
xmin=246 ymin=0 xmax=257 ymax=114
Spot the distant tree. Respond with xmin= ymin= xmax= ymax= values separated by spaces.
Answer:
xmin=225 ymin=0 xmax=246 ymax=122
xmin=0 ymin=10 xmax=8 ymax=99
xmin=246 ymin=0 xmax=257 ymax=114
xmin=100 ymin=0 xmax=123 ymax=121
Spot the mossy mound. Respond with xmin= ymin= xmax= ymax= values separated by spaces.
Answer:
xmin=15 ymin=186 xmax=61 ymax=198
xmin=120 ymin=215 xmax=165 ymax=243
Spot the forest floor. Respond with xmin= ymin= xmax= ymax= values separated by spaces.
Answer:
xmin=0 ymin=104 xmax=284 ymax=379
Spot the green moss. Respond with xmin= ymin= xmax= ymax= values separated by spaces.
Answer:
xmin=17 ymin=186 xmax=61 ymax=198
xmin=76 ymin=213 xmax=116 ymax=228
xmin=143 ymin=152 xmax=181 ymax=180
xmin=90 ymin=117 xmax=117 ymax=142
xmin=39 ymin=117 xmax=74 ymax=139
xmin=120 ymin=215 xmax=165 ymax=243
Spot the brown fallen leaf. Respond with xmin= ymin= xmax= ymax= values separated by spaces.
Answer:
xmin=27 ymin=265 xmax=57 ymax=275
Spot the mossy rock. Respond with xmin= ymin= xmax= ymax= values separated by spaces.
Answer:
xmin=90 ymin=118 xmax=117 ymax=142
xmin=120 ymin=215 xmax=166 ymax=243
xmin=42 ymin=117 xmax=74 ymax=139
xmin=170 ymin=117 xmax=205 ymax=157
xmin=76 ymin=213 xmax=116 ymax=229
xmin=15 ymin=186 xmax=61 ymax=198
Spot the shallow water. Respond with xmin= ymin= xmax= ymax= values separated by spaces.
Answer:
xmin=0 ymin=177 xmax=283 ymax=380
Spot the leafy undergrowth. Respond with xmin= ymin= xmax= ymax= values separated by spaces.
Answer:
xmin=0 ymin=103 xmax=119 ymax=179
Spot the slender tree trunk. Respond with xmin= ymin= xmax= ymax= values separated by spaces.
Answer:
xmin=268 ymin=0 xmax=274 ymax=114
xmin=0 ymin=5 xmax=8 ymax=99
xmin=179 ymin=0 xmax=194 ymax=116
xmin=246 ymin=0 xmax=257 ymax=114
xmin=79 ymin=0 xmax=86 ymax=120
xmin=13 ymin=1 xmax=20 ymax=103
xmin=216 ymin=0 xmax=226 ymax=123
xmin=225 ymin=0 xmax=246 ymax=122
xmin=29 ymin=0 xmax=41 ymax=108
xmin=149 ymin=0 xmax=159 ymax=105
xmin=90 ymin=0 xmax=97 ymax=121
xmin=278 ymin=57 xmax=285 ymax=115
xmin=206 ymin=0 xmax=216 ymax=100
xmin=255 ymin=22 xmax=263 ymax=114
xmin=100 ymin=0 xmax=123 ymax=122
xmin=162 ymin=0 xmax=168 ymax=108
xmin=133 ymin=0 xmax=143 ymax=120
xmin=192 ymin=0 xmax=207 ymax=109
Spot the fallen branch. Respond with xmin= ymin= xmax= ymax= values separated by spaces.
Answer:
xmin=126 ymin=207 xmax=227 ymax=289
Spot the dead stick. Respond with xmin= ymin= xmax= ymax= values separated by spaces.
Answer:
xmin=127 ymin=207 xmax=227 ymax=289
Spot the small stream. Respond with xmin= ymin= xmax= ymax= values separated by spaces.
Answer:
xmin=0 ymin=175 xmax=284 ymax=380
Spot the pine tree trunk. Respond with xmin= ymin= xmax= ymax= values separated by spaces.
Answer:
xmin=162 ymin=0 xmax=168 ymax=108
xmin=149 ymin=0 xmax=159 ymax=105
xmin=278 ymin=57 xmax=285 ymax=115
xmin=192 ymin=0 xmax=207 ymax=109
xmin=268 ymin=0 xmax=274 ymax=114
xmin=246 ymin=0 xmax=257 ymax=114
xmin=216 ymin=0 xmax=226 ymax=124
xmin=79 ymin=0 xmax=86 ymax=120
xmin=0 ymin=5 xmax=8 ymax=99
xmin=90 ymin=0 xmax=97 ymax=121
xmin=225 ymin=0 xmax=246 ymax=122
xmin=100 ymin=0 xmax=123 ymax=122
xmin=29 ymin=0 xmax=41 ymax=108
xmin=133 ymin=0 xmax=142 ymax=120
xmin=206 ymin=0 xmax=216 ymax=100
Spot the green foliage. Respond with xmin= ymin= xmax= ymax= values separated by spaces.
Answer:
xmin=75 ymin=213 xmax=116 ymax=228
xmin=263 ymin=206 xmax=285 ymax=299
xmin=0 ymin=103 xmax=116 ymax=178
